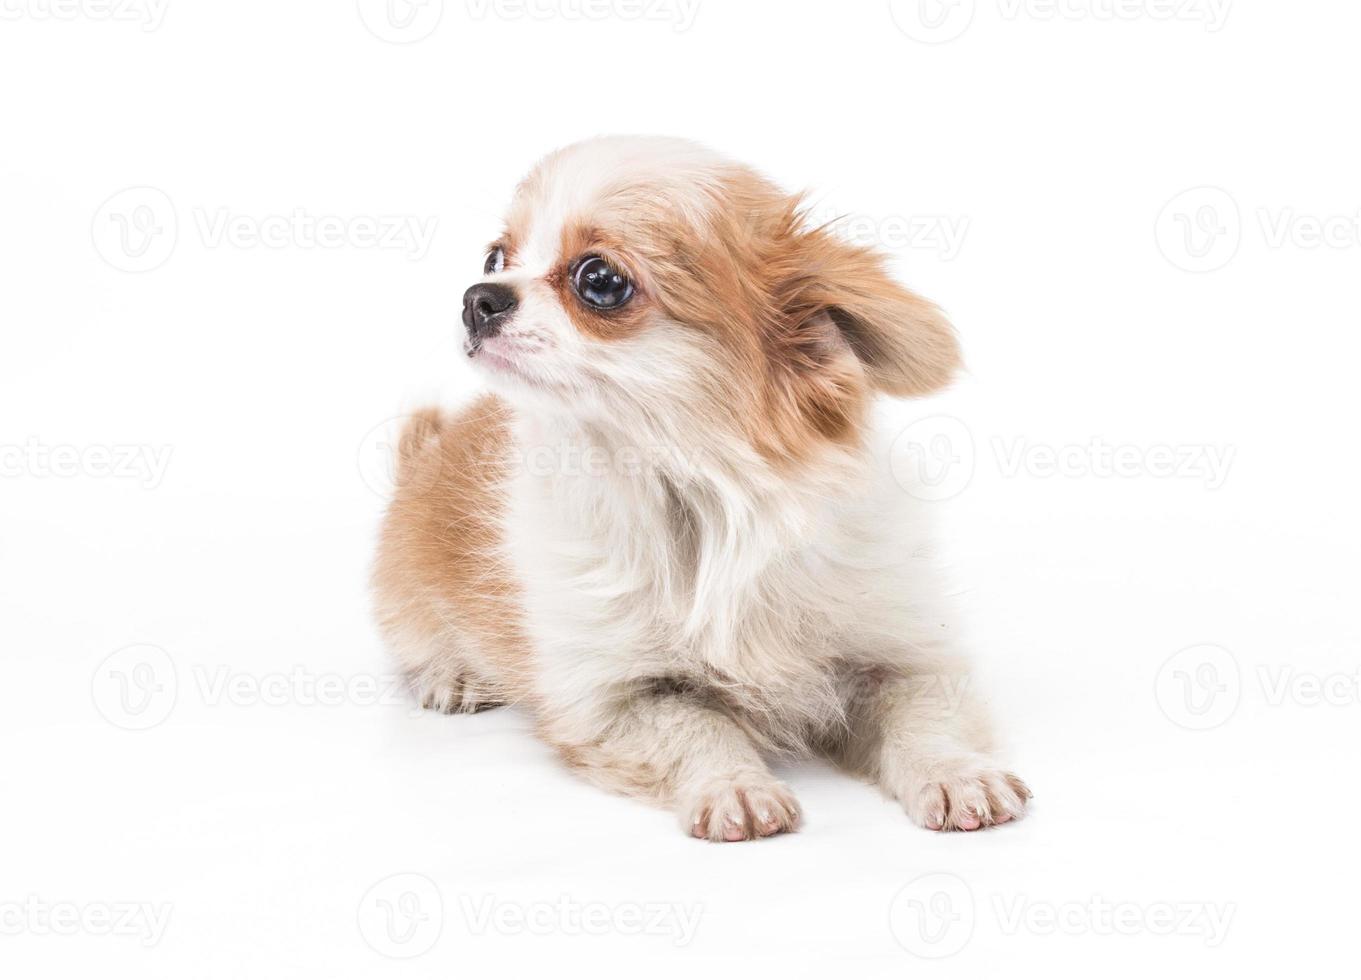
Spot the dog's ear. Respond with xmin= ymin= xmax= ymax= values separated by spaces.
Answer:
xmin=782 ymin=226 xmax=962 ymax=397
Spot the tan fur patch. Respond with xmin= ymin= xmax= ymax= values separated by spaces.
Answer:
xmin=611 ymin=167 xmax=876 ymax=463
xmin=371 ymin=394 xmax=531 ymax=698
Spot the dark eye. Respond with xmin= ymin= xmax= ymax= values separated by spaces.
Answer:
xmin=572 ymin=256 xmax=634 ymax=310
xmin=484 ymin=246 xmax=505 ymax=275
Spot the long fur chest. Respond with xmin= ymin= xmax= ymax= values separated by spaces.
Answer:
xmin=496 ymin=415 xmax=945 ymax=749
xmin=502 ymin=432 xmax=867 ymax=663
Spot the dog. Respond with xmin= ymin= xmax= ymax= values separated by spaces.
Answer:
xmin=372 ymin=135 xmax=1029 ymax=841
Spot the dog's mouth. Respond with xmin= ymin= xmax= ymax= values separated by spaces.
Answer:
xmin=465 ymin=339 xmax=515 ymax=371
xmin=466 ymin=337 xmax=554 ymax=389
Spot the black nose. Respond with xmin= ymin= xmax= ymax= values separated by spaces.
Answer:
xmin=462 ymin=282 xmax=518 ymax=344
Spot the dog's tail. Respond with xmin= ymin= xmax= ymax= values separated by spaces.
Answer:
xmin=392 ymin=408 xmax=444 ymax=489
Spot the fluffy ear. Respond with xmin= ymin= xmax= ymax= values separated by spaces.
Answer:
xmin=785 ymin=228 xmax=962 ymax=397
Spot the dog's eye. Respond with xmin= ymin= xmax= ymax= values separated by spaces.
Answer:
xmin=572 ymin=256 xmax=634 ymax=310
xmin=484 ymin=246 xmax=505 ymax=275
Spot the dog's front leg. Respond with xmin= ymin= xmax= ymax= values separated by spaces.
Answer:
xmin=547 ymin=690 xmax=801 ymax=842
xmin=841 ymin=662 xmax=1031 ymax=831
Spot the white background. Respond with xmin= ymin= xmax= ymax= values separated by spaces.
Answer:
xmin=2 ymin=1 xmax=1358 ymax=976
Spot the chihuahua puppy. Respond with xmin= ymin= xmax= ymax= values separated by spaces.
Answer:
xmin=373 ymin=136 xmax=1029 ymax=841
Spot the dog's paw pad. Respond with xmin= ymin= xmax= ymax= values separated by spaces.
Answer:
xmin=413 ymin=673 xmax=504 ymax=714
xmin=683 ymin=776 xmax=801 ymax=843
xmin=900 ymin=763 xmax=1030 ymax=832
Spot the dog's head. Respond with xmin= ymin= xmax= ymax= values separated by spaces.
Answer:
xmin=463 ymin=135 xmax=960 ymax=463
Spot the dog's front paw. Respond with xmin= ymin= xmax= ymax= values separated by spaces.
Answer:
xmin=682 ymin=774 xmax=801 ymax=842
xmin=412 ymin=670 xmax=504 ymax=715
xmin=894 ymin=759 xmax=1031 ymax=832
